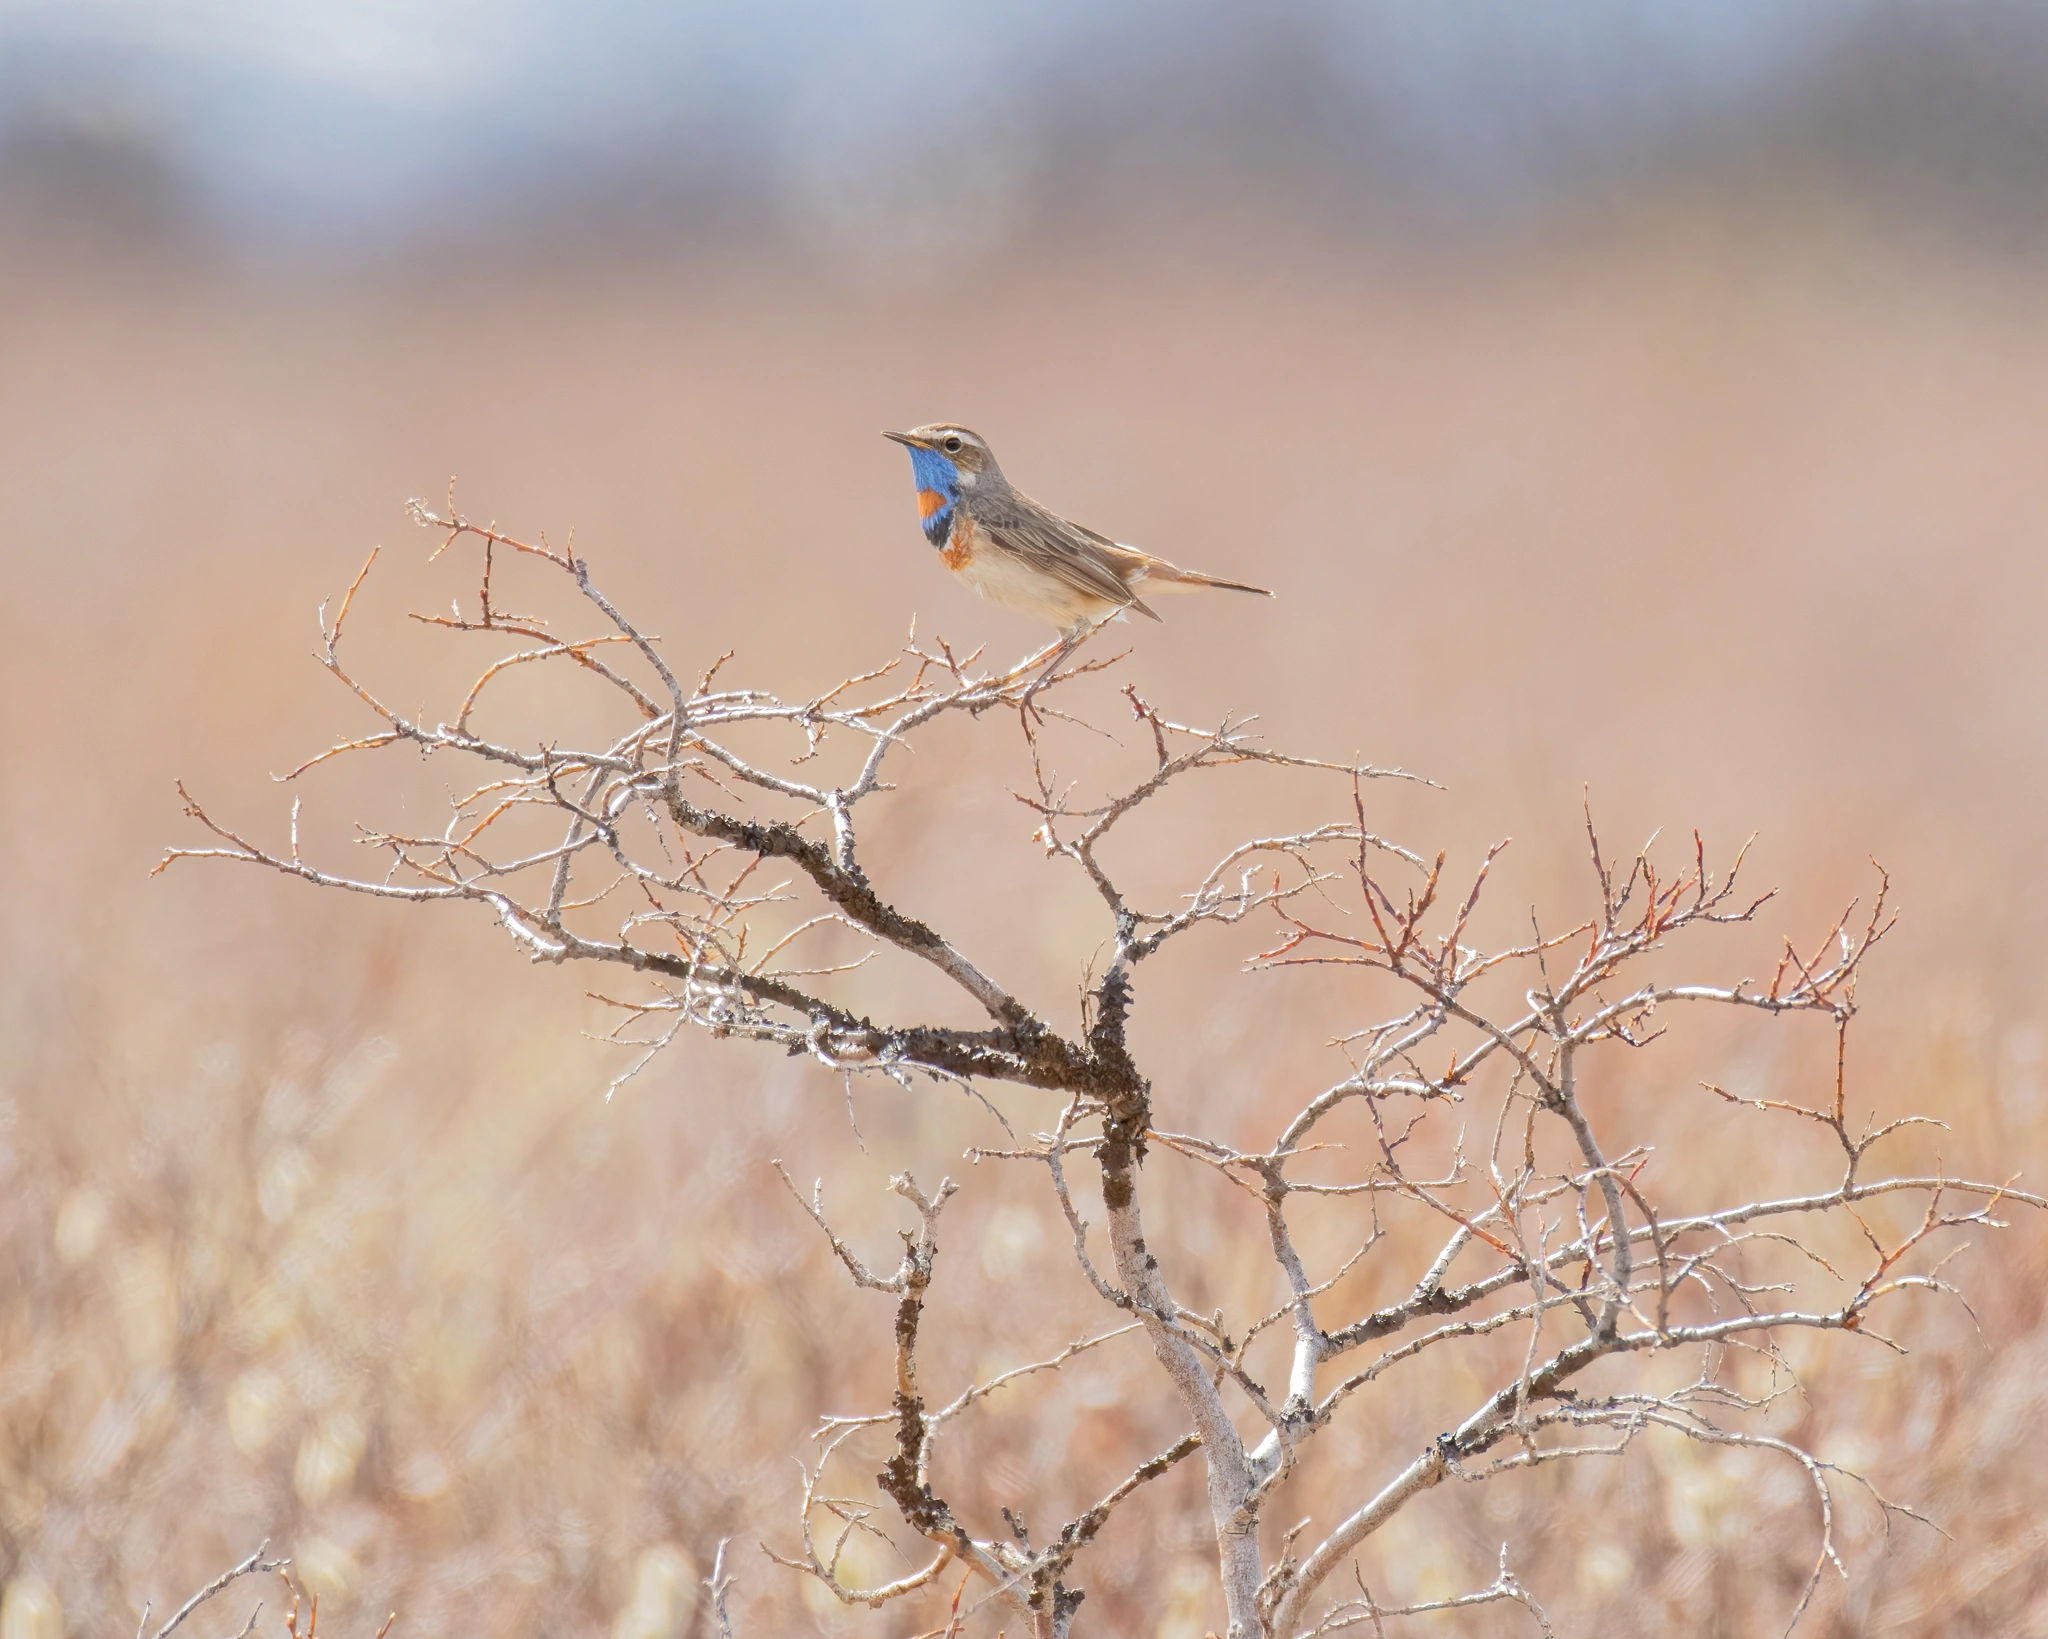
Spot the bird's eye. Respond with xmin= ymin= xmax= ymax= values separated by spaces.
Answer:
xmin=943 ymin=436 xmax=963 ymax=453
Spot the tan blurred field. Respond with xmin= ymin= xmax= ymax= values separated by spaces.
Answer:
xmin=3 ymin=201 xmax=2047 ymax=1636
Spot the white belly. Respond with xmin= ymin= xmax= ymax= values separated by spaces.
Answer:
xmin=949 ymin=519 xmax=1124 ymax=633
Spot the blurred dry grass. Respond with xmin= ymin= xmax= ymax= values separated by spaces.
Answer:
xmin=2 ymin=201 xmax=2047 ymax=1636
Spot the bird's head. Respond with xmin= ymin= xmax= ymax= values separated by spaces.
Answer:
xmin=883 ymin=424 xmax=1002 ymax=495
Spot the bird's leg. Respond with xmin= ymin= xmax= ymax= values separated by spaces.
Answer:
xmin=1011 ymin=634 xmax=1068 ymax=685
xmin=1017 ymin=635 xmax=1076 ymax=724
xmin=1017 ymin=615 xmax=1109 ymax=722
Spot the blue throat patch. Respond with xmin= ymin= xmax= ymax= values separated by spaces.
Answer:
xmin=905 ymin=445 xmax=960 ymax=548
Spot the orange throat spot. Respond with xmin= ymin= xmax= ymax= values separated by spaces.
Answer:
xmin=917 ymin=488 xmax=948 ymax=520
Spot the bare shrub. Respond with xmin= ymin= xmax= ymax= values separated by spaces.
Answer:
xmin=129 ymin=1543 xmax=393 ymax=1639
xmin=164 ymin=502 xmax=2040 ymax=1638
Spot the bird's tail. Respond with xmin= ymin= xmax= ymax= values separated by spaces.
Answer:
xmin=1144 ymin=564 xmax=1274 ymax=597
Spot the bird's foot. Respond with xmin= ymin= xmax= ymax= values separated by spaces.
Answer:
xmin=1016 ymin=638 xmax=1075 ymax=727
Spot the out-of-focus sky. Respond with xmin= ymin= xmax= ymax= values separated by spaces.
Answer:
xmin=5 ymin=1 xmax=2048 ymax=251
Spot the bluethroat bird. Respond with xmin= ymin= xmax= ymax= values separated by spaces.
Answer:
xmin=883 ymin=423 xmax=1271 ymax=690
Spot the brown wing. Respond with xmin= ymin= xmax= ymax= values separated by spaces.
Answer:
xmin=970 ymin=488 xmax=1163 ymax=622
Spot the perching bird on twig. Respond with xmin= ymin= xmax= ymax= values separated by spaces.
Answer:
xmin=883 ymin=424 xmax=1271 ymax=670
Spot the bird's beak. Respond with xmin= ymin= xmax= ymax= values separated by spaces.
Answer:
xmin=882 ymin=429 xmax=927 ymax=448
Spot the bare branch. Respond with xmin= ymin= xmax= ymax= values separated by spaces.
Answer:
xmin=168 ymin=504 xmax=2039 ymax=1639
xmin=142 ymin=1544 xmax=288 ymax=1639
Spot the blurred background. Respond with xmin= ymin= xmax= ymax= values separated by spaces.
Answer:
xmin=4 ymin=2 xmax=2048 ymax=1634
